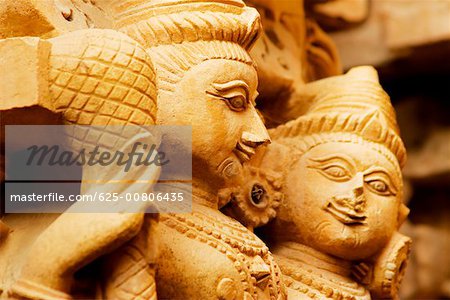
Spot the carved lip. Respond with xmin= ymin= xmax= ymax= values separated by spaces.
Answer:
xmin=324 ymin=201 xmax=367 ymax=225
xmin=233 ymin=142 xmax=256 ymax=164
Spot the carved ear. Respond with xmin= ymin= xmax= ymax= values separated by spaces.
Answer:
xmin=397 ymin=204 xmax=410 ymax=228
xmin=368 ymin=232 xmax=412 ymax=299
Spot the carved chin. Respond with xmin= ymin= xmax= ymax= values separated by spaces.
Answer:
xmin=217 ymin=157 xmax=242 ymax=179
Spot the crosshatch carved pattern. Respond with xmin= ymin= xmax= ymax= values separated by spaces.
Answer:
xmin=48 ymin=29 xmax=157 ymax=150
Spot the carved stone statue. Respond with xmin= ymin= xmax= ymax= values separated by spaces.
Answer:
xmin=253 ymin=66 xmax=411 ymax=299
xmin=99 ymin=1 xmax=286 ymax=299
xmin=0 ymin=0 xmax=413 ymax=299
xmin=1 ymin=27 xmax=161 ymax=300
xmin=1 ymin=1 xmax=287 ymax=299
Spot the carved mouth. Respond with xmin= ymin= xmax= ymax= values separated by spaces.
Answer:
xmin=233 ymin=142 xmax=256 ymax=164
xmin=324 ymin=201 xmax=367 ymax=225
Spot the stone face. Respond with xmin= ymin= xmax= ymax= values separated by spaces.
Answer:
xmin=0 ymin=1 xmax=413 ymax=300
xmin=97 ymin=1 xmax=285 ymax=298
xmin=330 ymin=2 xmax=450 ymax=295
xmin=233 ymin=66 xmax=411 ymax=299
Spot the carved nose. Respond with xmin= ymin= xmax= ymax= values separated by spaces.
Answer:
xmin=234 ymin=131 xmax=270 ymax=164
xmin=334 ymin=188 xmax=366 ymax=212
xmin=353 ymin=186 xmax=364 ymax=197
xmin=241 ymin=131 xmax=270 ymax=148
xmin=243 ymin=108 xmax=271 ymax=148
xmin=334 ymin=194 xmax=352 ymax=208
xmin=339 ymin=173 xmax=366 ymax=211
xmin=352 ymin=187 xmax=366 ymax=212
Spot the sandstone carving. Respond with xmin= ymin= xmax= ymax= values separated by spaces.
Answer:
xmin=1 ymin=2 xmax=157 ymax=300
xmin=1 ymin=1 xmax=287 ymax=299
xmin=1 ymin=27 xmax=160 ymax=299
xmin=98 ymin=1 xmax=286 ymax=299
xmin=247 ymin=0 xmax=342 ymax=127
xmin=249 ymin=66 xmax=411 ymax=299
xmin=0 ymin=0 xmax=413 ymax=299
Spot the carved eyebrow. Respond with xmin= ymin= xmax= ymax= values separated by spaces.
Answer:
xmin=364 ymin=166 xmax=400 ymax=193
xmin=307 ymin=153 xmax=356 ymax=171
xmin=212 ymin=80 xmax=250 ymax=101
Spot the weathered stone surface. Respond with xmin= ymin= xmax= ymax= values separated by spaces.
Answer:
xmin=0 ymin=38 xmax=52 ymax=110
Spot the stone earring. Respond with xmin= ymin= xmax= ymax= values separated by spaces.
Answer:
xmin=219 ymin=166 xmax=283 ymax=230
xmin=353 ymin=232 xmax=412 ymax=299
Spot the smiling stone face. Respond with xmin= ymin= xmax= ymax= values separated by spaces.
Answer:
xmin=280 ymin=140 xmax=402 ymax=260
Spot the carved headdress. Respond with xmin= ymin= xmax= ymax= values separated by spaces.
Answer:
xmin=105 ymin=0 xmax=261 ymax=92
xmin=109 ymin=0 xmax=260 ymax=49
xmin=270 ymin=66 xmax=406 ymax=169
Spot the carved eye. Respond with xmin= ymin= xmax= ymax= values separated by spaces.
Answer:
xmin=207 ymin=81 xmax=251 ymax=112
xmin=366 ymin=179 xmax=394 ymax=196
xmin=226 ymin=95 xmax=247 ymax=112
xmin=320 ymin=165 xmax=351 ymax=181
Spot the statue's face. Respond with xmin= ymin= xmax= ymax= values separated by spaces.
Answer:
xmin=282 ymin=141 xmax=402 ymax=260
xmin=157 ymin=59 xmax=270 ymax=183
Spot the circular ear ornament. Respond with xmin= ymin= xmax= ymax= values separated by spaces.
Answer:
xmin=369 ymin=232 xmax=412 ymax=299
xmin=219 ymin=166 xmax=283 ymax=229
